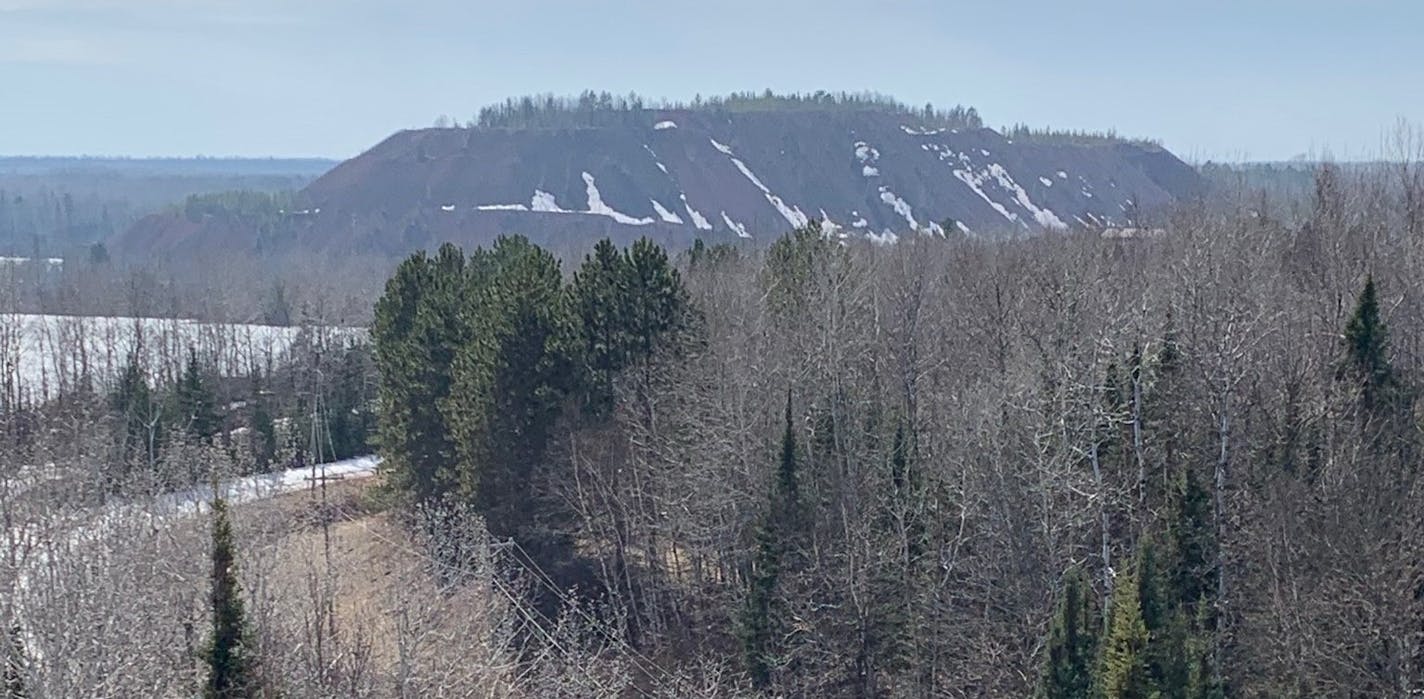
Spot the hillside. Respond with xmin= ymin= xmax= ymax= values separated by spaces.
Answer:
xmin=114 ymin=97 xmax=1202 ymax=257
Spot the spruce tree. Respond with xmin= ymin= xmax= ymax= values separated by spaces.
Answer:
xmin=205 ymin=498 xmax=254 ymax=699
xmin=742 ymin=391 xmax=802 ymax=690
xmin=1038 ymin=568 xmax=1099 ymax=699
xmin=1097 ymin=564 xmax=1151 ymax=699
xmin=176 ymin=346 xmax=220 ymax=441
xmin=110 ymin=355 xmax=162 ymax=481
xmin=1341 ymin=275 xmax=1394 ymax=413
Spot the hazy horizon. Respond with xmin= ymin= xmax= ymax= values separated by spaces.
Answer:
xmin=4 ymin=0 xmax=1423 ymax=161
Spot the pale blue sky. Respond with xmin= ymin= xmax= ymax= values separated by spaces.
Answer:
xmin=2 ymin=0 xmax=1421 ymax=161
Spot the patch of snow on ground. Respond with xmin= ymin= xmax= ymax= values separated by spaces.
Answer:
xmin=4 ymin=314 xmax=364 ymax=399
xmin=1081 ymin=190 xmax=1094 ymax=198
xmin=643 ymin=144 xmax=670 ymax=174
xmin=721 ymin=212 xmax=751 ymax=238
xmin=955 ymin=220 xmax=973 ymax=235
xmin=850 ymin=210 xmax=869 ymax=228
xmin=985 ymin=163 xmax=1067 ymax=230
xmin=878 ymin=186 xmax=919 ymax=230
xmin=1057 ymin=171 xmax=1068 ymax=179
xmin=531 ymin=189 xmax=565 ymax=212
xmin=709 ymin=137 xmax=735 ymax=155
xmin=1039 ymin=177 xmax=1053 ymax=187
xmin=980 ymin=149 xmax=990 ymax=156
xmin=0 ymin=256 xmax=63 ymax=267
xmin=863 ymin=165 xmax=880 ymax=177
xmin=651 ymin=199 xmax=684 ymax=224
xmin=865 ymin=230 xmax=899 ymax=245
xmin=681 ymin=194 xmax=713 ymax=230
xmin=952 ymin=168 xmax=1019 ymax=224
xmin=582 ymin=172 xmax=654 ymax=225
xmin=712 ymin=139 xmax=809 ymax=228
xmin=477 ymin=203 xmax=528 ymax=211
xmin=440 ymin=204 xmax=456 ymax=212
xmin=654 ymin=120 xmax=677 ymax=130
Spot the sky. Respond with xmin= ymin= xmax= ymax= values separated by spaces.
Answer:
xmin=2 ymin=0 xmax=1422 ymax=161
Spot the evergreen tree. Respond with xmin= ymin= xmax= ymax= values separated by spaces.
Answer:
xmin=569 ymin=237 xmax=693 ymax=417
xmin=176 ymin=346 xmax=220 ymax=441
xmin=205 ymin=498 xmax=254 ymax=699
xmin=1038 ymin=568 xmax=1100 ymax=699
xmin=447 ymin=236 xmax=575 ymax=569
xmin=247 ymin=375 xmax=277 ymax=472
xmin=1341 ymin=275 xmax=1394 ymax=412
xmin=110 ymin=354 xmax=162 ymax=481
xmin=742 ymin=392 xmax=802 ymax=690
xmin=1097 ymin=564 xmax=1151 ymax=699
xmin=372 ymin=244 xmax=469 ymax=501
xmin=568 ymin=238 xmax=630 ymax=416
xmin=3 ymin=624 xmax=25 ymax=699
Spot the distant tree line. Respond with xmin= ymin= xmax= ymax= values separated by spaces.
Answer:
xmin=1001 ymin=122 xmax=1162 ymax=148
xmin=471 ymin=89 xmax=984 ymax=130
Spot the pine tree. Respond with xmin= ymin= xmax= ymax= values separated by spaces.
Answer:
xmin=448 ymin=236 xmax=575 ymax=570
xmin=569 ymin=238 xmax=630 ymax=416
xmin=3 ymin=624 xmax=25 ymax=699
xmin=742 ymin=391 xmax=802 ymax=690
xmin=372 ymin=245 xmax=469 ymax=501
xmin=1038 ymin=568 xmax=1100 ymax=699
xmin=205 ymin=498 xmax=254 ymax=699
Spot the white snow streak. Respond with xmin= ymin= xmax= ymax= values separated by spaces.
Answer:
xmin=681 ymin=194 xmax=713 ymax=231
xmin=721 ymin=211 xmax=751 ymax=238
xmin=710 ymin=138 xmax=809 ymax=229
xmin=878 ymin=186 xmax=919 ymax=230
xmin=531 ymin=189 xmax=566 ymax=212
xmin=476 ymin=203 xmax=528 ymax=211
xmin=863 ymin=165 xmax=880 ymax=177
xmin=440 ymin=204 xmax=456 ymax=212
xmin=985 ymin=163 xmax=1067 ymax=230
xmin=865 ymin=230 xmax=899 ymax=245
xmin=651 ymin=199 xmax=684 ymax=224
xmin=653 ymin=120 xmax=677 ymax=130
xmin=1039 ymin=177 xmax=1053 ymax=187
xmin=582 ymin=172 xmax=655 ymax=225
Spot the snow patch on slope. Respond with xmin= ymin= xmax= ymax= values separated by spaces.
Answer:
xmin=531 ymin=189 xmax=566 ymax=213
xmin=653 ymin=120 xmax=677 ymax=130
xmin=477 ymin=203 xmax=528 ymax=211
xmin=984 ymin=163 xmax=1067 ymax=230
xmin=651 ymin=199 xmax=683 ymax=224
xmin=721 ymin=211 xmax=751 ymax=238
xmin=682 ymin=194 xmax=713 ymax=231
xmin=878 ymin=186 xmax=919 ymax=230
xmin=710 ymin=137 xmax=809 ymax=229
xmin=582 ymin=172 xmax=654 ymax=225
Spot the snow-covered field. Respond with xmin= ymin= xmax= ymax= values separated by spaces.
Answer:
xmin=0 ymin=313 xmax=364 ymax=404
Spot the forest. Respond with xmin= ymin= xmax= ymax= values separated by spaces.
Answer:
xmin=361 ymin=157 xmax=1424 ymax=697
xmin=2 ymin=158 xmax=1424 ymax=697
